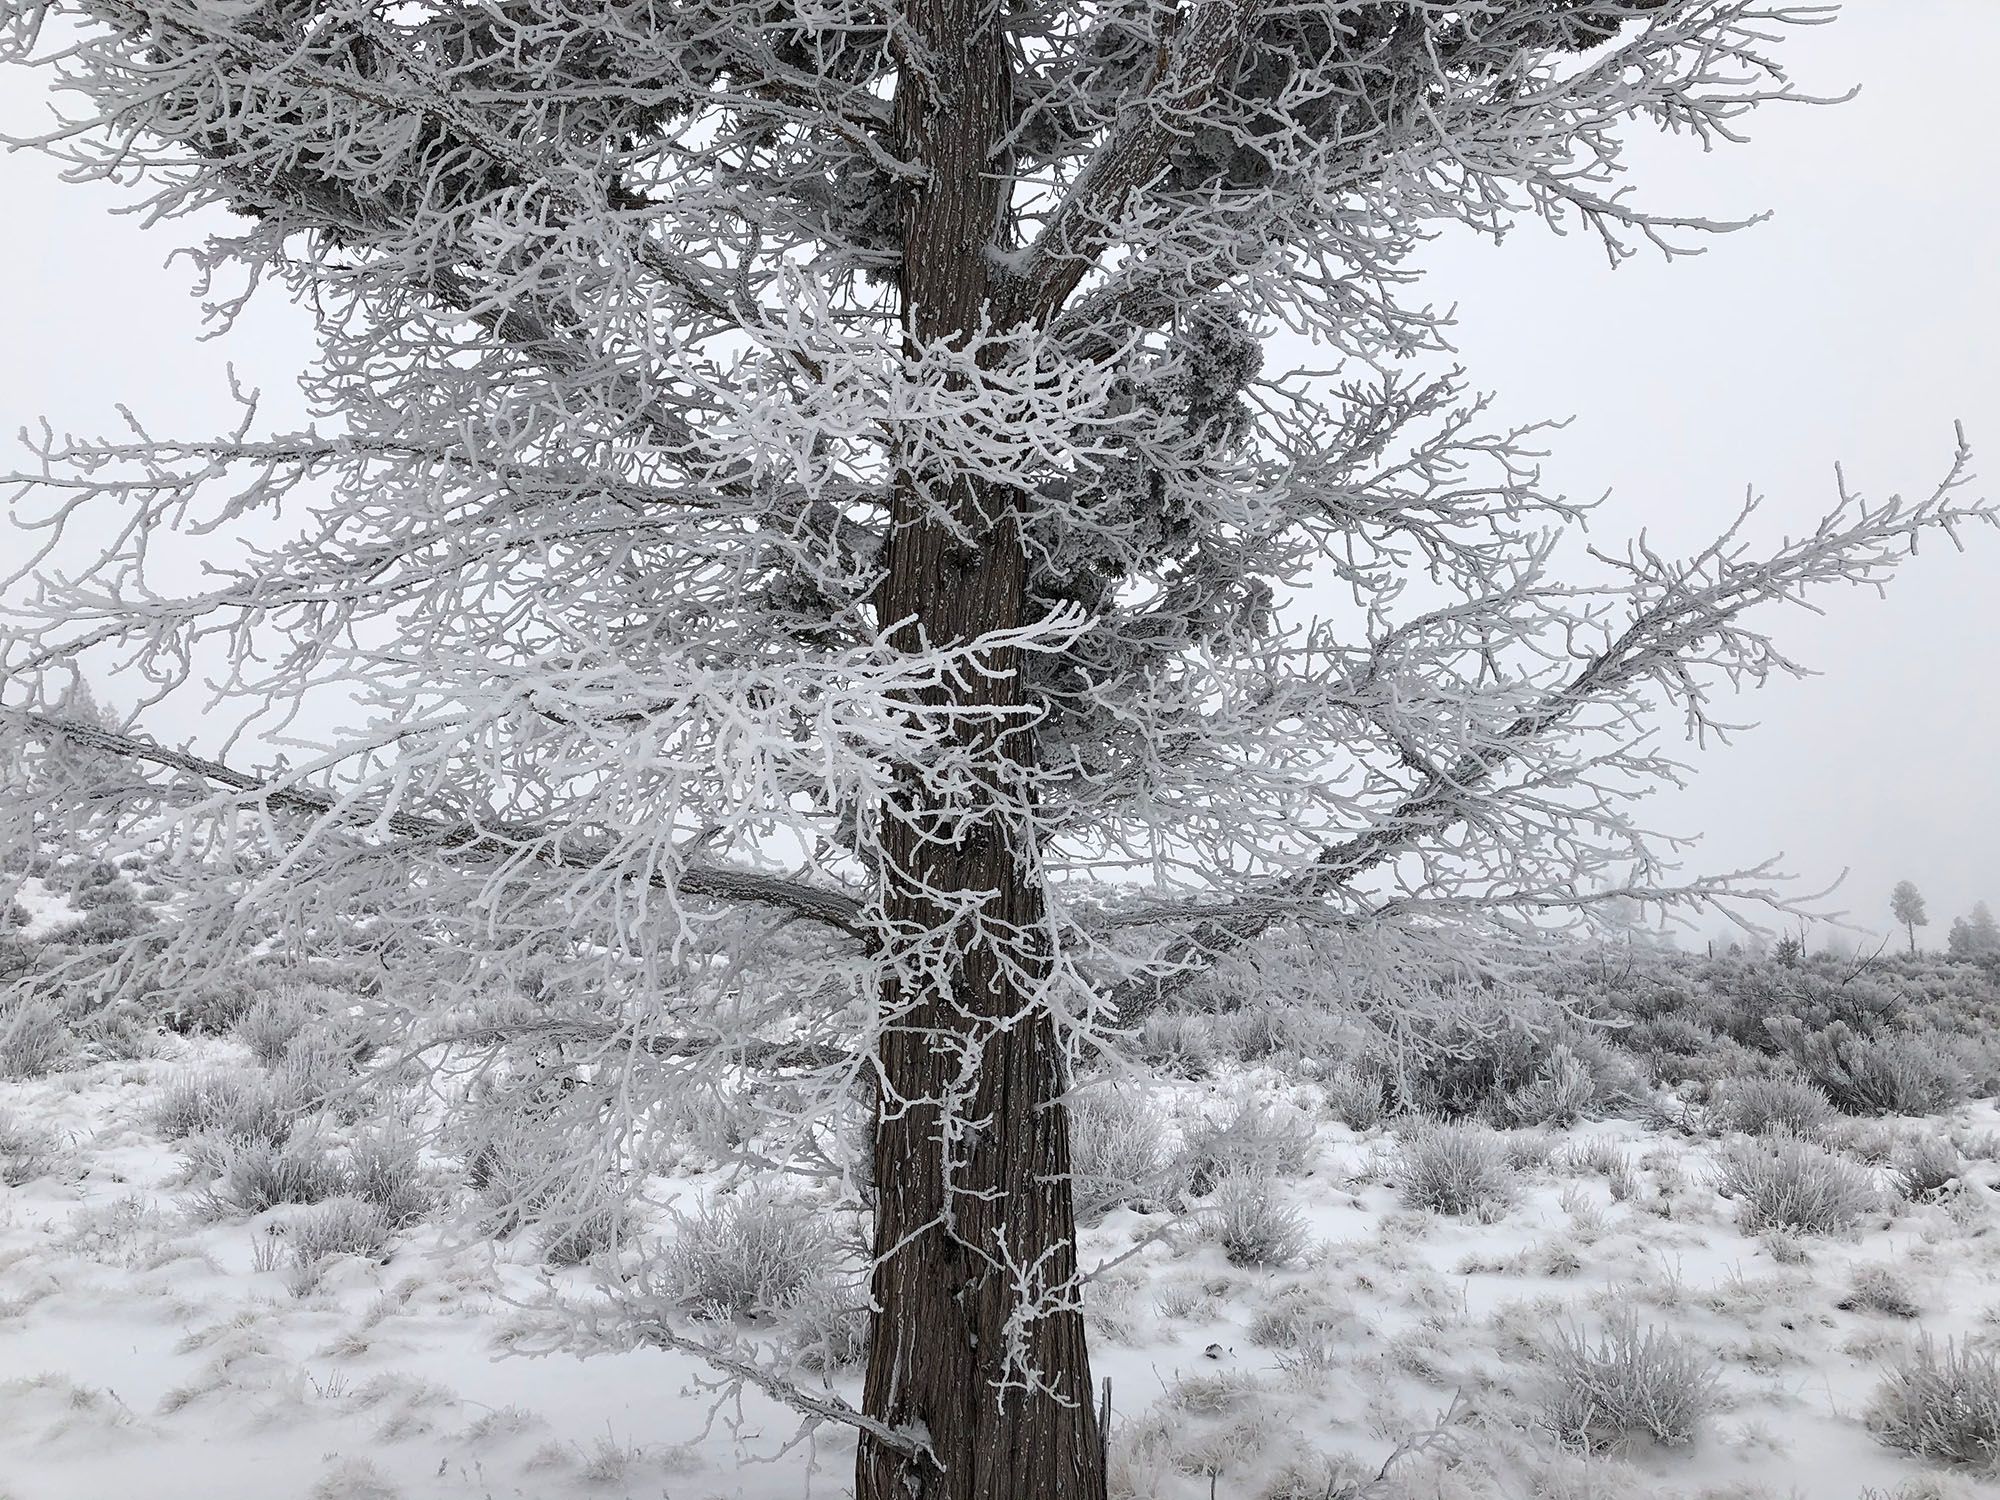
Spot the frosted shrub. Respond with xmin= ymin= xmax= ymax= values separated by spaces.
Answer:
xmin=1889 ymin=1134 xmax=1963 ymax=1204
xmin=1133 ymin=1013 xmax=1215 ymax=1079
xmin=344 ymin=1126 xmax=443 ymax=1228
xmin=1396 ymin=1121 xmax=1518 ymax=1221
xmin=1374 ymin=996 xmax=1543 ymax=1119
xmin=1856 ymin=1482 xmax=1981 ymax=1500
xmin=61 ymin=1193 xmax=173 ymax=1268
xmin=274 ymin=1024 xmax=372 ymax=1122
xmin=73 ymin=994 xmax=155 ymax=1064
xmin=1207 ymin=1171 xmax=1310 ymax=1268
xmin=656 ymin=1186 xmax=835 ymax=1320
xmin=1502 ymin=1044 xmax=1598 ymax=1128
xmin=1542 ymin=1312 xmax=1721 ymax=1449
xmin=783 ymin=1281 xmax=872 ymax=1373
xmin=70 ymin=881 xmax=134 ymax=911
xmin=1716 ymin=1136 xmax=1879 ymax=1235
xmin=1069 ymin=1085 xmax=1176 ymax=1221
xmin=1322 ymin=1064 xmax=1387 ymax=1132
xmin=1258 ymin=1453 xmax=1366 ymax=1500
xmin=1765 ymin=1019 xmax=1967 ymax=1117
xmin=196 ymin=1135 xmax=347 ymax=1218
xmin=285 ymin=1196 xmax=393 ymax=1294
xmin=644 ymin=1080 xmax=763 ymax=1166
xmin=466 ymin=1117 xmax=593 ymax=1244
xmin=0 ymin=997 xmax=73 ymax=1078
xmin=1374 ymin=996 xmax=1643 ymax=1125
xmin=537 ymin=1193 xmax=633 ymax=1267
xmin=1554 ymin=1137 xmax=1637 ymax=1200
xmin=1868 ymin=1339 xmax=2000 ymax=1469
xmin=308 ymin=1457 xmax=402 ymax=1500
xmin=1502 ymin=1130 xmax=1556 ymax=1173
xmin=1709 ymin=1074 xmax=1835 ymax=1138
xmin=1831 ymin=1117 xmax=1911 ymax=1165
xmin=0 ymin=1108 xmax=59 ymax=1186
xmin=1955 ymin=1128 xmax=2000 ymax=1163
xmin=1556 ymin=1136 xmax=1631 ymax=1178
xmin=234 ymin=989 xmax=317 ymax=1067
xmin=155 ymin=1069 xmax=289 ymax=1145
xmin=462 ymin=1086 xmax=632 ymax=1257
xmin=1246 ymin=1285 xmax=1358 ymax=1351
xmin=1840 ymin=1265 xmax=1921 ymax=1319
xmin=1209 ymin=1005 xmax=1288 ymax=1062
xmin=1212 ymin=1003 xmax=1344 ymax=1065
xmin=54 ymin=903 xmax=146 ymax=946
xmin=1177 ymin=1097 xmax=1316 ymax=1194
xmin=162 ymin=970 xmax=262 ymax=1036
xmin=463 ymin=1104 xmax=550 ymax=1195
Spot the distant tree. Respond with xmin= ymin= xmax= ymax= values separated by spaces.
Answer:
xmin=1774 ymin=934 xmax=1803 ymax=968
xmin=56 ymin=673 xmax=113 ymax=731
xmin=6 ymin=672 xmax=115 ymax=862
xmin=1949 ymin=902 xmax=2000 ymax=960
xmin=1891 ymin=881 xmax=1930 ymax=955
xmin=1971 ymin=902 xmax=2000 ymax=949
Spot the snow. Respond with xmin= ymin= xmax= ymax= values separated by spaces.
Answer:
xmin=10 ymin=878 xmax=74 ymax=940
xmin=0 ymin=1052 xmax=859 ymax=1500
xmin=1065 ymin=1080 xmax=2000 ymax=1498
xmin=3 ymin=1044 xmax=1995 ymax=1500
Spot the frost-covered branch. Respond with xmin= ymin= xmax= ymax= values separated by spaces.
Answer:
xmin=9 ymin=711 xmax=868 ymax=936
xmin=1102 ymin=436 xmax=1992 ymax=1016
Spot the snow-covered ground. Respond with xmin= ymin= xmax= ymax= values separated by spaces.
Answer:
xmin=5 ymin=871 xmax=1998 ymax=1498
xmin=3 ymin=1036 xmax=1996 ymax=1500
xmin=7 ymin=878 xmax=77 ymax=941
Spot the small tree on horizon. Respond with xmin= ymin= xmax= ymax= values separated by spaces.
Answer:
xmin=1 ymin=5 xmax=1993 ymax=1497
xmin=1892 ymin=880 xmax=1930 ymax=956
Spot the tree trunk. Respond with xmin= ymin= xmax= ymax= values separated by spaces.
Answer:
xmin=856 ymin=5 xmax=1106 ymax=1498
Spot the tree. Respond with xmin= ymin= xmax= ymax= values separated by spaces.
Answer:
xmin=0 ymin=5 xmax=1991 ymax=1498
xmin=1949 ymin=902 xmax=2000 ymax=960
xmin=1969 ymin=902 xmax=2000 ymax=952
xmin=1892 ymin=880 xmax=1930 ymax=955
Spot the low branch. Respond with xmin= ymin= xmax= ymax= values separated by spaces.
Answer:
xmin=408 ymin=1017 xmax=850 ymax=1073
xmin=10 ymin=712 xmax=868 ymax=938
xmin=521 ymin=1299 xmax=934 ymax=1465
xmin=624 ymin=1318 xmax=936 ymax=1464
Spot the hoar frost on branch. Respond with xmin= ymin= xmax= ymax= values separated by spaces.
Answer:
xmin=0 ymin=3 xmax=1991 ymax=1497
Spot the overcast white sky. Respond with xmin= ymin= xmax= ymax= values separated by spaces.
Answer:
xmin=1 ymin=1 xmax=1993 ymax=942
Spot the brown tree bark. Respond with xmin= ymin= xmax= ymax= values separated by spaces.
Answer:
xmin=856 ymin=4 xmax=1107 ymax=1498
